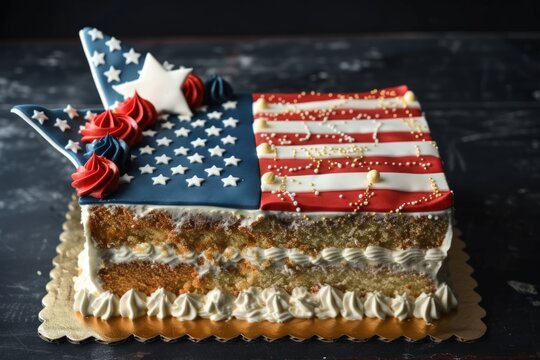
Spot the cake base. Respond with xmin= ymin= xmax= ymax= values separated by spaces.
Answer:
xmin=38 ymin=196 xmax=486 ymax=343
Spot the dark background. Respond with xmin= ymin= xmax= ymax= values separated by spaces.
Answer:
xmin=2 ymin=0 xmax=540 ymax=39
xmin=1 ymin=1 xmax=540 ymax=359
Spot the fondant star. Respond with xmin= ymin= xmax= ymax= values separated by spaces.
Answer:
xmin=54 ymin=118 xmax=70 ymax=132
xmin=84 ymin=110 xmax=97 ymax=120
xmin=207 ymin=111 xmax=223 ymax=120
xmin=104 ymin=66 xmax=122 ymax=83
xmin=90 ymin=51 xmax=105 ymax=67
xmin=139 ymin=164 xmax=156 ymax=174
xmin=156 ymin=137 xmax=173 ymax=146
xmin=171 ymin=164 xmax=189 ymax=175
xmin=87 ymin=28 xmax=103 ymax=41
xmin=174 ymin=127 xmax=191 ymax=137
xmin=105 ymin=37 xmax=121 ymax=52
xmin=119 ymin=173 xmax=134 ymax=184
xmin=191 ymin=119 xmax=206 ymax=128
xmin=178 ymin=114 xmax=192 ymax=122
xmin=186 ymin=175 xmax=204 ymax=187
xmin=204 ymin=165 xmax=223 ymax=177
xmin=139 ymin=145 xmax=155 ymax=155
xmin=224 ymin=156 xmax=241 ymax=166
xmin=222 ymin=117 xmax=239 ymax=128
xmin=31 ymin=110 xmax=48 ymax=125
xmin=174 ymin=146 xmax=189 ymax=156
xmin=222 ymin=101 xmax=237 ymax=110
xmin=205 ymin=126 xmax=222 ymax=137
xmin=162 ymin=61 xmax=174 ymax=71
xmin=142 ymin=129 xmax=157 ymax=137
xmin=152 ymin=174 xmax=169 ymax=185
xmin=187 ymin=153 xmax=204 ymax=164
xmin=155 ymin=154 xmax=172 ymax=164
xmin=221 ymin=175 xmax=240 ymax=187
xmin=64 ymin=140 xmax=81 ymax=153
xmin=63 ymin=104 xmax=79 ymax=119
xmin=160 ymin=121 xmax=175 ymax=129
xmin=158 ymin=113 xmax=170 ymax=121
xmin=190 ymin=138 xmax=207 ymax=148
xmin=221 ymin=135 xmax=237 ymax=145
xmin=113 ymin=53 xmax=192 ymax=116
xmin=208 ymin=145 xmax=226 ymax=157
xmin=123 ymin=48 xmax=141 ymax=65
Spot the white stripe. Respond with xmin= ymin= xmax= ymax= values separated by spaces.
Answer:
xmin=253 ymin=98 xmax=421 ymax=114
xmin=254 ymin=117 xmax=429 ymax=135
xmin=258 ymin=141 xmax=440 ymax=159
xmin=261 ymin=172 xmax=449 ymax=193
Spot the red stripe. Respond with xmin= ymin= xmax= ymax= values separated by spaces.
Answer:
xmin=253 ymin=108 xmax=422 ymax=121
xmin=259 ymin=156 xmax=444 ymax=176
xmin=255 ymin=132 xmax=431 ymax=146
xmin=252 ymin=85 xmax=410 ymax=103
xmin=260 ymin=190 xmax=452 ymax=213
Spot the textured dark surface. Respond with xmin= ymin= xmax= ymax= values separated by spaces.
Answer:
xmin=1 ymin=34 xmax=540 ymax=359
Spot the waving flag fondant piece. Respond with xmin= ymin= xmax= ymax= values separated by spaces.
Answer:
xmin=79 ymin=27 xmax=192 ymax=116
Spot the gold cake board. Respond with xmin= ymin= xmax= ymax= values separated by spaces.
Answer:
xmin=38 ymin=196 xmax=486 ymax=343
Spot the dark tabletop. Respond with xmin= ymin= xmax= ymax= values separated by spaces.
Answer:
xmin=1 ymin=34 xmax=539 ymax=359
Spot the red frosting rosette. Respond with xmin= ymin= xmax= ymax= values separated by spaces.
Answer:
xmin=80 ymin=110 xmax=142 ymax=146
xmin=71 ymin=153 xmax=119 ymax=198
xmin=115 ymin=91 xmax=157 ymax=130
xmin=182 ymin=73 xmax=205 ymax=109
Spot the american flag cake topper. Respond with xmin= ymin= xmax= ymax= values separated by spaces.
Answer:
xmin=11 ymin=28 xmax=452 ymax=214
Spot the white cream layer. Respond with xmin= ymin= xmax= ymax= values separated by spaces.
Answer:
xmin=73 ymin=284 xmax=457 ymax=324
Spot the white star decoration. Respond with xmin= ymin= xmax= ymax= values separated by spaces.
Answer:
xmin=139 ymin=145 xmax=155 ymax=155
xmin=123 ymin=48 xmax=141 ymax=65
xmin=221 ymin=175 xmax=240 ymax=187
xmin=208 ymin=111 xmax=223 ymax=120
xmin=222 ymin=117 xmax=239 ymax=128
xmin=63 ymin=104 xmax=79 ymax=119
xmin=191 ymin=119 xmax=206 ymax=128
xmin=178 ymin=114 xmax=192 ymax=121
xmin=119 ymin=174 xmax=134 ymax=184
xmin=90 ymin=51 xmax=105 ymax=67
xmin=64 ymin=140 xmax=81 ymax=153
xmin=142 ymin=129 xmax=157 ymax=137
xmin=139 ymin=164 xmax=156 ymax=174
xmin=191 ymin=138 xmax=207 ymax=148
xmin=160 ymin=121 xmax=175 ymax=129
xmin=54 ymin=118 xmax=70 ymax=132
xmin=113 ymin=53 xmax=192 ymax=116
xmin=187 ymin=153 xmax=204 ymax=164
xmin=204 ymin=165 xmax=223 ymax=177
xmin=156 ymin=137 xmax=173 ymax=146
xmin=175 ymin=127 xmax=191 ymax=137
xmin=205 ymin=126 xmax=222 ymax=136
xmin=104 ymin=66 xmax=121 ymax=83
xmin=222 ymin=101 xmax=237 ymax=110
xmin=174 ymin=146 xmax=189 ymax=156
xmin=105 ymin=37 xmax=121 ymax=52
xmin=171 ymin=164 xmax=189 ymax=175
xmin=31 ymin=110 xmax=48 ymax=125
xmin=186 ymin=175 xmax=204 ymax=187
xmin=162 ymin=61 xmax=174 ymax=71
xmin=155 ymin=154 xmax=172 ymax=164
xmin=158 ymin=113 xmax=170 ymax=121
xmin=221 ymin=135 xmax=237 ymax=145
xmin=208 ymin=145 xmax=226 ymax=157
xmin=88 ymin=28 xmax=103 ymax=41
xmin=152 ymin=174 xmax=169 ymax=185
xmin=224 ymin=156 xmax=241 ymax=166
xmin=84 ymin=110 xmax=97 ymax=120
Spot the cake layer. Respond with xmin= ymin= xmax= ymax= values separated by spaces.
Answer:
xmin=84 ymin=204 xmax=452 ymax=253
xmin=97 ymin=261 xmax=435 ymax=297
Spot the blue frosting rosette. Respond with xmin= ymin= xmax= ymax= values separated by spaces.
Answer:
xmin=84 ymin=133 xmax=131 ymax=173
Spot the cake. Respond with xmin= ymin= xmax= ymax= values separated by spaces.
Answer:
xmin=12 ymin=27 xmax=457 ymax=324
